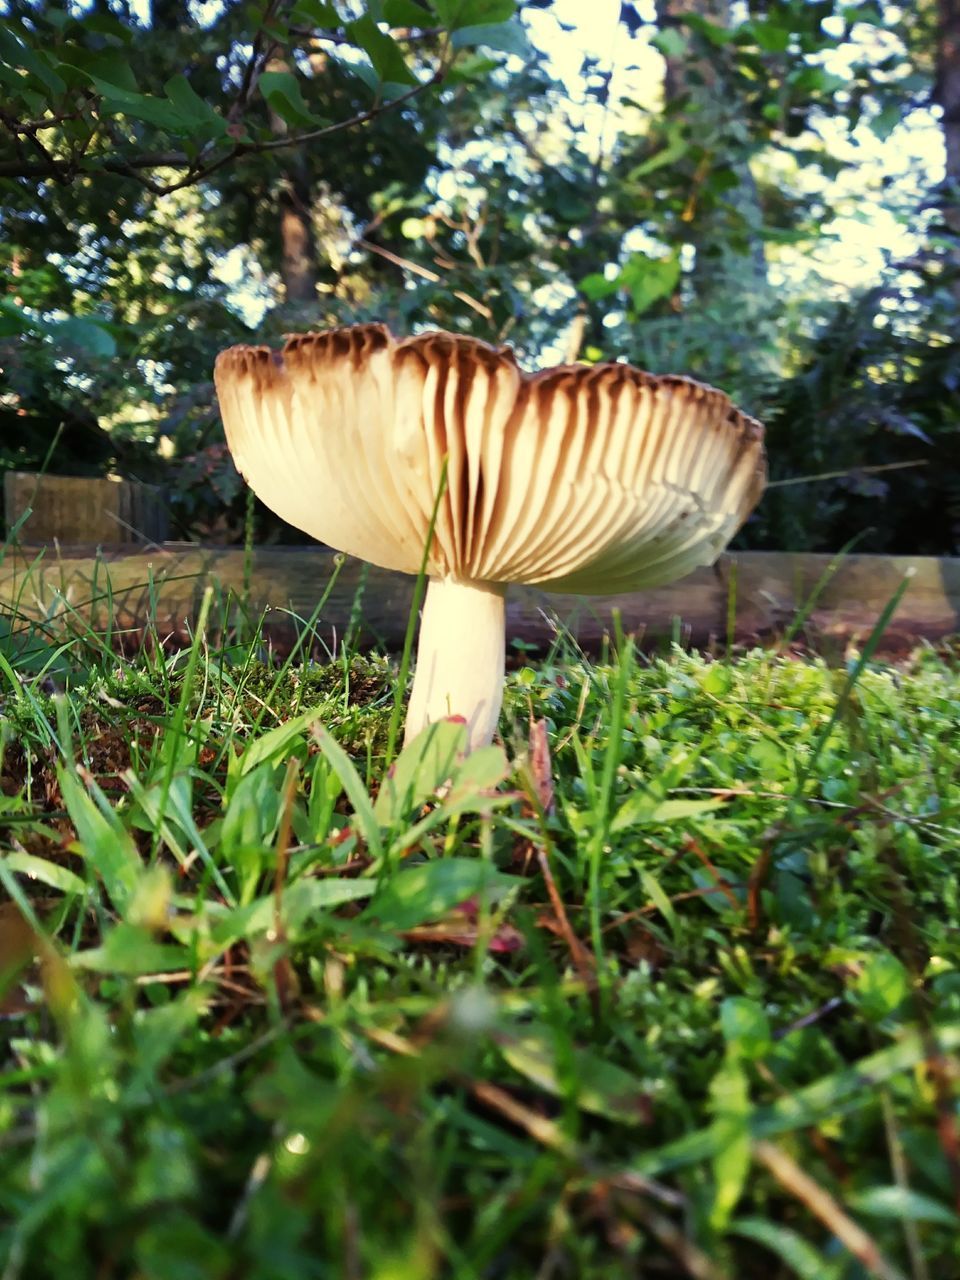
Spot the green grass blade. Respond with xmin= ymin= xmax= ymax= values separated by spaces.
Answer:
xmin=384 ymin=458 xmax=448 ymax=765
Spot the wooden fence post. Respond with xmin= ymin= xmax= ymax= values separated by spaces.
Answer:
xmin=3 ymin=472 xmax=169 ymax=546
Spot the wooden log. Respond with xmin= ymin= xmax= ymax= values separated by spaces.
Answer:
xmin=4 ymin=472 xmax=169 ymax=547
xmin=0 ymin=545 xmax=957 ymax=655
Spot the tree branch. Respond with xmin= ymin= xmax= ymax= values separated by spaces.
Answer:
xmin=0 ymin=61 xmax=448 ymax=193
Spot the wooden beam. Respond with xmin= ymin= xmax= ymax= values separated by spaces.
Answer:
xmin=4 ymin=473 xmax=169 ymax=547
xmin=1 ymin=545 xmax=957 ymax=654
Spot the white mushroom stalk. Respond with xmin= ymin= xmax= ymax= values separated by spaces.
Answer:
xmin=214 ymin=324 xmax=767 ymax=752
xmin=405 ymin=577 xmax=506 ymax=751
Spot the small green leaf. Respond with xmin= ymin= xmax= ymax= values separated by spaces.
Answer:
xmin=258 ymin=69 xmax=323 ymax=125
xmin=628 ymin=137 xmax=688 ymax=180
xmin=54 ymin=316 xmax=117 ymax=358
xmin=433 ymin=0 xmax=514 ymax=27
xmin=220 ymin=764 xmax=283 ymax=899
xmin=721 ymin=997 xmax=772 ymax=1059
xmin=0 ymin=26 xmax=66 ymax=94
xmin=134 ymin=1215 xmax=230 ymax=1280
xmin=384 ymin=0 xmax=434 ymax=22
xmin=0 ymin=298 xmax=37 ymax=337
xmin=312 ymin=726 xmax=383 ymax=861
xmin=451 ymin=20 xmax=529 ymax=55
xmin=748 ymin=19 xmax=791 ymax=53
xmin=870 ymin=102 xmax=901 ymax=141
xmin=499 ymin=1031 xmax=651 ymax=1125
xmin=731 ymin=1219 xmax=837 ymax=1280
xmin=363 ymin=857 xmax=516 ymax=931
xmin=0 ymin=63 xmax=29 ymax=94
xmin=579 ymin=272 xmax=620 ymax=302
xmin=651 ymin=27 xmax=687 ymax=59
xmin=748 ymin=736 xmax=789 ymax=778
xmin=73 ymin=923 xmax=190 ymax=976
xmin=290 ymin=0 xmax=341 ymax=26
xmin=374 ymin=718 xmax=468 ymax=826
xmin=853 ymin=951 xmax=910 ymax=1022
xmin=633 ymin=1024 xmax=960 ymax=1179
xmin=164 ymin=73 xmax=225 ymax=131
xmin=2 ymin=851 xmax=86 ymax=896
xmin=789 ymin=65 xmax=847 ymax=97
xmin=700 ymin=665 xmax=733 ymax=696
xmin=683 ymin=12 xmax=734 ymax=45
xmin=621 ymin=252 xmax=681 ymax=316
xmin=848 ymin=1185 xmax=960 ymax=1227
xmin=611 ymin=793 xmax=723 ymax=834
xmin=708 ymin=1055 xmax=751 ymax=1230
xmin=639 ymin=869 xmax=678 ymax=938
xmin=440 ymin=743 xmax=511 ymax=815
xmin=101 ymin=94 xmax=187 ymax=130
xmin=298 ymin=878 xmax=377 ymax=911
xmin=131 ymin=1120 xmax=198 ymax=1208
xmin=130 ymin=989 xmax=208 ymax=1082
xmin=77 ymin=11 xmax=135 ymax=43
xmin=235 ymin=708 xmax=320 ymax=778
xmin=843 ymin=2 xmax=883 ymax=24
xmin=346 ymin=15 xmax=418 ymax=85
xmin=77 ymin=47 xmax=140 ymax=97
xmin=58 ymin=767 xmax=142 ymax=911
xmin=205 ymin=878 xmax=375 ymax=949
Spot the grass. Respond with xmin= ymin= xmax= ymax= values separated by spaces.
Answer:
xmin=0 ymin=578 xmax=959 ymax=1280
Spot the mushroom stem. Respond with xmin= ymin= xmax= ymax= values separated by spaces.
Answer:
xmin=405 ymin=576 xmax=507 ymax=751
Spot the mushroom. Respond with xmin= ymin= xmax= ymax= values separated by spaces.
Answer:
xmin=214 ymin=324 xmax=766 ymax=750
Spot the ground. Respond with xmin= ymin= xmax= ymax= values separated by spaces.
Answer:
xmin=1 ymin=620 xmax=959 ymax=1279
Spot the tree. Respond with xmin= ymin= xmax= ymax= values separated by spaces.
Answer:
xmin=0 ymin=0 xmax=551 ymax=534
xmin=2 ymin=0 xmax=956 ymax=552
xmin=936 ymin=0 xmax=960 ymax=297
xmin=0 ymin=1 xmax=458 ymax=191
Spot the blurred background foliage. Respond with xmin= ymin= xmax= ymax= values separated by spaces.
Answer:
xmin=0 ymin=0 xmax=957 ymax=551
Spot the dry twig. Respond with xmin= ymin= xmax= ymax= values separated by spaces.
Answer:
xmin=755 ymin=1140 xmax=908 ymax=1280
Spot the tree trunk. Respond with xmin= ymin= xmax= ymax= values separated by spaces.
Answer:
xmin=266 ymin=56 xmax=319 ymax=306
xmin=936 ymin=0 xmax=960 ymax=295
xmin=937 ymin=0 xmax=960 ymax=198
xmin=656 ymin=0 xmax=727 ymax=100
xmin=150 ymin=0 xmax=185 ymax=33
xmin=279 ymin=192 xmax=318 ymax=304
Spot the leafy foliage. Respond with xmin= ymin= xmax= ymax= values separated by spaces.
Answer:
xmin=749 ymin=268 xmax=960 ymax=554
xmin=0 ymin=0 xmax=519 ymax=189
xmin=0 ymin=0 xmax=957 ymax=549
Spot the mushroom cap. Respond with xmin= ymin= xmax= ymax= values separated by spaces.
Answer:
xmin=214 ymin=324 xmax=766 ymax=594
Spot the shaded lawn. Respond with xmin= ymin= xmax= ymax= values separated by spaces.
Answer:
xmin=1 ymin=630 xmax=959 ymax=1279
